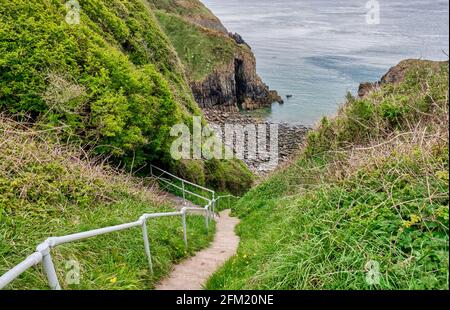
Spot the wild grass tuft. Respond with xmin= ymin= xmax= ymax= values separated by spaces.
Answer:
xmin=206 ymin=60 xmax=449 ymax=290
xmin=0 ymin=116 xmax=215 ymax=290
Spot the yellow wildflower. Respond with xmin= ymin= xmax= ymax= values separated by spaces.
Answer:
xmin=410 ymin=214 xmax=421 ymax=224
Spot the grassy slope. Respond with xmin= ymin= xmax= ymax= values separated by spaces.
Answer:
xmin=147 ymin=0 xmax=241 ymax=81
xmin=155 ymin=11 xmax=236 ymax=81
xmin=0 ymin=0 xmax=253 ymax=194
xmin=207 ymin=60 xmax=449 ymax=290
xmin=147 ymin=0 xmax=218 ymax=22
xmin=0 ymin=117 xmax=215 ymax=290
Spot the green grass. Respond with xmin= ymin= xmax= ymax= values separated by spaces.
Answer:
xmin=2 ymin=198 xmax=214 ymax=290
xmin=0 ymin=0 xmax=254 ymax=194
xmin=0 ymin=118 xmax=215 ymax=290
xmin=155 ymin=11 xmax=236 ymax=81
xmin=206 ymin=60 xmax=449 ymax=290
xmin=147 ymin=0 xmax=215 ymax=20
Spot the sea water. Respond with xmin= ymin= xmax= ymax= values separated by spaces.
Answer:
xmin=201 ymin=0 xmax=449 ymax=126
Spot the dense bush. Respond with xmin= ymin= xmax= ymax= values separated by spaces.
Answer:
xmin=0 ymin=0 xmax=253 ymax=193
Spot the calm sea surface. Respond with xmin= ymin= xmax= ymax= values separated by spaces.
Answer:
xmin=202 ymin=0 xmax=449 ymax=126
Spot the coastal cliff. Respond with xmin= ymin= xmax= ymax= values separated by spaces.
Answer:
xmin=147 ymin=0 xmax=282 ymax=111
xmin=0 ymin=0 xmax=254 ymax=194
xmin=191 ymin=46 xmax=281 ymax=111
xmin=358 ymin=59 xmax=448 ymax=97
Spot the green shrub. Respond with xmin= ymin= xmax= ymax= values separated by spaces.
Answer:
xmin=379 ymin=97 xmax=408 ymax=127
xmin=0 ymin=0 xmax=253 ymax=193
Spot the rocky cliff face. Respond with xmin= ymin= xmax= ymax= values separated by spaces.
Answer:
xmin=191 ymin=44 xmax=282 ymax=111
xmin=148 ymin=0 xmax=282 ymax=111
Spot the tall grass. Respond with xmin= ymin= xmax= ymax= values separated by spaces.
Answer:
xmin=207 ymin=60 xmax=449 ymax=290
xmin=0 ymin=116 xmax=215 ymax=290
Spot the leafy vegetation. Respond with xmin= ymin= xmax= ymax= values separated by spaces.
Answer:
xmin=0 ymin=0 xmax=253 ymax=193
xmin=147 ymin=0 xmax=246 ymax=82
xmin=207 ymin=60 xmax=449 ymax=289
xmin=155 ymin=11 xmax=236 ymax=81
xmin=147 ymin=0 xmax=217 ymax=22
xmin=0 ymin=117 xmax=215 ymax=289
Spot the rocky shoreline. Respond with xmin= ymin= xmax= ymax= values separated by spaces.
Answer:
xmin=203 ymin=109 xmax=311 ymax=174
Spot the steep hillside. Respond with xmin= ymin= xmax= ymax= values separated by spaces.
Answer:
xmin=147 ymin=0 xmax=228 ymax=33
xmin=0 ymin=116 xmax=215 ymax=289
xmin=207 ymin=60 xmax=449 ymax=289
xmin=0 ymin=0 xmax=253 ymax=194
xmin=147 ymin=0 xmax=282 ymax=110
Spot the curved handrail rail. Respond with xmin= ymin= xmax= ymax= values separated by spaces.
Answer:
xmin=0 ymin=166 xmax=215 ymax=290
xmin=213 ymin=194 xmax=241 ymax=214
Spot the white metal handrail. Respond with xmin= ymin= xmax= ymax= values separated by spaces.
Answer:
xmin=213 ymin=194 xmax=240 ymax=214
xmin=151 ymin=165 xmax=214 ymax=194
xmin=0 ymin=166 xmax=216 ymax=290
xmin=150 ymin=165 xmax=216 ymax=207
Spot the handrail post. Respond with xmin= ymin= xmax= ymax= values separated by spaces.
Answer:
xmin=212 ymin=192 xmax=216 ymax=216
xmin=181 ymin=208 xmax=188 ymax=247
xmin=182 ymin=180 xmax=186 ymax=205
xmin=141 ymin=218 xmax=153 ymax=274
xmin=37 ymin=243 xmax=61 ymax=290
xmin=204 ymin=206 xmax=209 ymax=232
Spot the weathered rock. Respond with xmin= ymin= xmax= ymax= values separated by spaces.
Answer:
xmin=358 ymin=82 xmax=379 ymax=98
xmin=358 ymin=59 xmax=448 ymax=97
xmin=269 ymin=90 xmax=284 ymax=104
xmin=148 ymin=0 xmax=280 ymax=111
xmin=192 ymin=46 xmax=281 ymax=110
xmin=229 ymin=32 xmax=248 ymax=46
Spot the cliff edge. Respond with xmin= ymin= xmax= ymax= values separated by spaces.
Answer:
xmin=147 ymin=0 xmax=282 ymax=111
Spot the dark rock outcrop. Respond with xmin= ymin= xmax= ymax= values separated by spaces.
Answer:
xmin=358 ymin=81 xmax=380 ymax=98
xmin=192 ymin=46 xmax=282 ymax=111
xmin=229 ymin=32 xmax=248 ymax=46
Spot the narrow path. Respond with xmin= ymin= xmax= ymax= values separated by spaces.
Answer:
xmin=155 ymin=209 xmax=240 ymax=290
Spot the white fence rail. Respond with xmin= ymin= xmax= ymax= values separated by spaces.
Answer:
xmin=0 ymin=166 xmax=215 ymax=290
xmin=150 ymin=164 xmax=215 ymax=207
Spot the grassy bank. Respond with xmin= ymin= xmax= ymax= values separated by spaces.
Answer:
xmin=0 ymin=0 xmax=254 ymax=194
xmin=0 ymin=117 xmax=215 ymax=290
xmin=207 ymin=60 xmax=449 ymax=290
xmin=155 ymin=11 xmax=235 ymax=81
